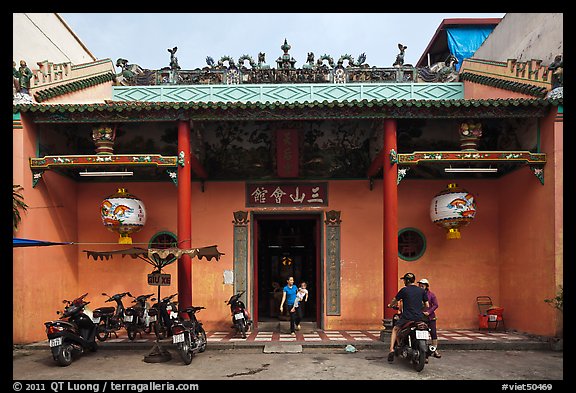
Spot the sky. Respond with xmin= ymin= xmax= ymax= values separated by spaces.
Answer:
xmin=59 ymin=13 xmax=506 ymax=71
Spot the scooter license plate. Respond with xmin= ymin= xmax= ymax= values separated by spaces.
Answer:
xmin=173 ymin=333 xmax=185 ymax=344
xmin=124 ymin=315 xmax=133 ymax=322
xmin=49 ymin=337 xmax=62 ymax=347
xmin=91 ymin=316 xmax=100 ymax=324
xmin=148 ymin=315 xmax=156 ymax=322
xmin=234 ymin=313 xmax=244 ymax=320
xmin=416 ymin=330 xmax=430 ymax=340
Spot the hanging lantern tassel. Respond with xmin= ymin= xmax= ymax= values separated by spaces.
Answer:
xmin=101 ymin=188 xmax=147 ymax=244
xmin=430 ymin=183 xmax=477 ymax=240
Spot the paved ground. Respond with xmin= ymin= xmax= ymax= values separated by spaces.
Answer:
xmin=13 ymin=328 xmax=564 ymax=386
xmin=12 ymin=347 xmax=564 ymax=383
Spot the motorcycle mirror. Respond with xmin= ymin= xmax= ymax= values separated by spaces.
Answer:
xmin=102 ymin=293 xmax=108 ymax=296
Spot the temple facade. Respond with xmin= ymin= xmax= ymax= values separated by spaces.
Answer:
xmin=13 ymin=14 xmax=563 ymax=344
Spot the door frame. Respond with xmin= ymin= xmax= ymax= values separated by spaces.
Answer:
xmin=250 ymin=211 xmax=323 ymax=329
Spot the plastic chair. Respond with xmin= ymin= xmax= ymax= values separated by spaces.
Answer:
xmin=476 ymin=296 xmax=505 ymax=331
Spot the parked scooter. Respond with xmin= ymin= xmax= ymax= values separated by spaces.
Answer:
xmin=388 ymin=305 xmax=435 ymax=372
xmin=150 ymin=292 xmax=179 ymax=339
xmin=124 ymin=293 xmax=156 ymax=340
xmin=225 ymin=290 xmax=252 ymax=339
xmin=93 ymin=292 xmax=131 ymax=341
xmin=171 ymin=306 xmax=207 ymax=364
xmin=44 ymin=293 xmax=98 ymax=367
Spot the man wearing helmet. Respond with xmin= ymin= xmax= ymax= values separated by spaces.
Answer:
xmin=387 ymin=272 xmax=429 ymax=362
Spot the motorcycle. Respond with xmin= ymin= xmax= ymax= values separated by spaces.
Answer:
xmin=44 ymin=293 xmax=98 ymax=367
xmin=150 ymin=292 xmax=179 ymax=339
xmin=93 ymin=292 xmax=131 ymax=341
xmin=171 ymin=306 xmax=208 ymax=364
xmin=388 ymin=305 xmax=436 ymax=372
xmin=225 ymin=290 xmax=252 ymax=339
xmin=124 ymin=293 xmax=156 ymax=341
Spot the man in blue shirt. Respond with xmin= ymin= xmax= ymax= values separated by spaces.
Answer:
xmin=387 ymin=272 xmax=429 ymax=362
xmin=280 ymin=276 xmax=299 ymax=336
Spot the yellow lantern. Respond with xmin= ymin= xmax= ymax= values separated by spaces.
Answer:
xmin=100 ymin=188 xmax=147 ymax=244
xmin=430 ymin=183 xmax=477 ymax=239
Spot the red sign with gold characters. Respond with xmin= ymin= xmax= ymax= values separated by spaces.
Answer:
xmin=246 ymin=182 xmax=328 ymax=207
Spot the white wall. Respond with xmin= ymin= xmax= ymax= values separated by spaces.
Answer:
xmin=13 ymin=13 xmax=95 ymax=67
xmin=474 ymin=13 xmax=563 ymax=65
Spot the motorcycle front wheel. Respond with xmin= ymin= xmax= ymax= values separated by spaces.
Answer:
xmin=237 ymin=320 xmax=247 ymax=339
xmin=56 ymin=343 xmax=73 ymax=367
xmin=413 ymin=340 xmax=427 ymax=372
xmin=178 ymin=336 xmax=193 ymax=365
xmin=127 ymin=326 xmax=137 ymax=341
xmin=96 ymin=321 xmax=109 ymax=342
xmin=197 ymin=327 xmax=207 ymax=352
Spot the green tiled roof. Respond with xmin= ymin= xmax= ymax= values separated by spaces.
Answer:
xmin=33 ymin=72 xmax=116 ymax=103
xmin=13 ymin=97 xmax=561 ymax=123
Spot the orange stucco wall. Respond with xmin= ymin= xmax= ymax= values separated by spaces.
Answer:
xmin=13 ymin=116 xmax=80 ymax=344
xmin=463 ymin=81 xmax=539 ymax=100
xmin=13 ymin=112 xmax=562 ymax=343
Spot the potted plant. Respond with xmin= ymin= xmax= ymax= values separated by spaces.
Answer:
xmin=544 ymin=286 xmax=563 ymax=350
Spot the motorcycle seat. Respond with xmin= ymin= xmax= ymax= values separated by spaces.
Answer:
xmin=93 ymin=306 xmax=115 ymax=315
xmin=183 ymin=306 xmax=205 ymax=313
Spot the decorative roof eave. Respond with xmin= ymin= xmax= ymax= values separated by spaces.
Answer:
xmin=459 ymin=72 xmax=548 ymax=98
xmin=33 ymin=72 xmax=116 ymax=103
xmin=13 ymin=98 xmax=561 ymax=123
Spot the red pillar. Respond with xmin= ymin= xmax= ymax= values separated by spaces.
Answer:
xmin=177 ymin=119 xmax=192 ymax=310
xmin=383 ymin=119 xmax=398 ymax=319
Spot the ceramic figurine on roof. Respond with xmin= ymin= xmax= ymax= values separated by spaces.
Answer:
xmin=546 ymin=54 xmax=563 ymax=100
xmin=303 ymin=52 xmax=315 ymax=69
xmin=548 ymin=54 xmax=563 ymax=89
xmin=16 ymin=60 xmax=33 ymax=94
xmin=115 ymin=58 xmax=143 ymax=85
xmin=276 ymin=39 xmax=297 ymax=69
xmin=12 ymin=61 xmax=20 ymax=93
xmin=257 ymin=52 xmax=270 ymax=69
xmin=12 ymin=60 xmax=34 ymax=104
xmin=168 ymin=47 xmax=181 ymax=70
xmin=417 ymin=54 xmax=459 ymax=83
xmin=393 ymin=44 xmax=407 ymax=67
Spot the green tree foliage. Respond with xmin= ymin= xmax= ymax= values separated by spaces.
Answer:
xmin=13 ymin=184 xmax=28 ymax=231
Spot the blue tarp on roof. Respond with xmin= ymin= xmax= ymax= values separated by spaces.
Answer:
xmin=446 ymin=26 xmax=497 ymax=71
xmin=13 ymin=238 xmax=73 ymax=247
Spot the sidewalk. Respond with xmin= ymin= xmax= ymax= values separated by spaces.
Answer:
xmin=18 ymin=328 xmax=554 ymax=351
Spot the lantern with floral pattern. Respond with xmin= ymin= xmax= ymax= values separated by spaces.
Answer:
xmin=430 ymin=183 xmax=477 ymax=239
xmin=100 ymin=188 xmax=146 ymax=244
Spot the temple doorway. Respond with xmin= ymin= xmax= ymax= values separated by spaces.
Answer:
xmin=254 ymin=214 xmax=320 ymax=325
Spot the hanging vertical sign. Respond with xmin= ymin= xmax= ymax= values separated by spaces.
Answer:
xmin=276 ymin=129 xmax=299 ymax=178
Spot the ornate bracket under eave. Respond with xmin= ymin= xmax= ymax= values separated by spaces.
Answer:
xmin=396 ymin=151 xmax=547 ymax=185
xmin=529 ymin=165 xmax=545 ymax=185
xmin=29 ymin=154 xmax=178 ymax=188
